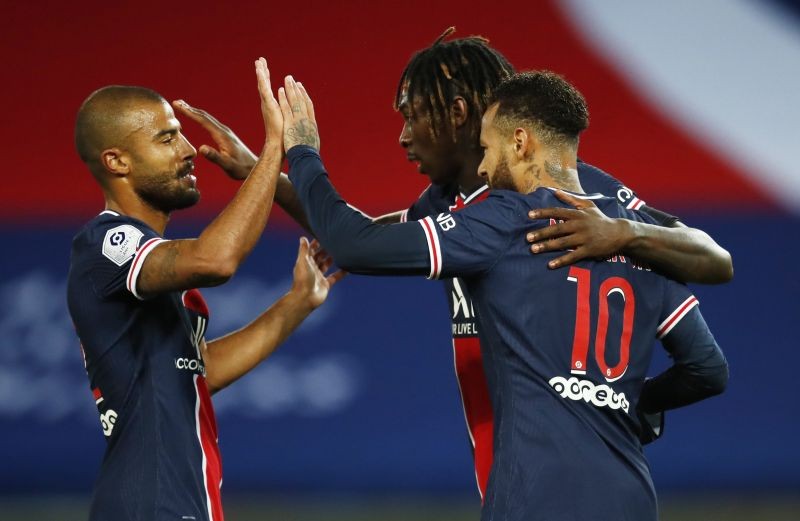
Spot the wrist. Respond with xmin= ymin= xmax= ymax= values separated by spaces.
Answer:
xmin=284 ymin=286 xmax=316 ymax=314
xmin=619 ymin=219 xmax=643 ymax=254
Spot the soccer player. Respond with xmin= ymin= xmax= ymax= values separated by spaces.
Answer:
xmin=279 ymin=70 xmax=728 ymax=521
xmin=173 ymin=30 xmax=732 ymax=500
xmin=67 ymin=59 xmax=342 ymax=521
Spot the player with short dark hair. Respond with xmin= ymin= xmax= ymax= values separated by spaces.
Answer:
xmin=279 ymin=70 xmax=728 ymax=521
xmin=67 ymin=60 xmax=342 ymax=521
xmin=173 ymin=29 xmax=732 ymax=499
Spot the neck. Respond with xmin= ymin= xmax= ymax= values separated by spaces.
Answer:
xmin=455 ymin=148 xmax=487 ymax=195
xmin=520 ymin=149 xmax=582 ymax=194
xmin=104 ymin=191 xmax=170 ymax=235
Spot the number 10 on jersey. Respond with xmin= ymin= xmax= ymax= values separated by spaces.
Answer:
xmin=567 ymin=266 xmax=635 ymax=383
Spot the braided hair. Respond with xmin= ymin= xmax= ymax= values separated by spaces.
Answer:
xmin=394 ymin=27 xmax=514 ymax=142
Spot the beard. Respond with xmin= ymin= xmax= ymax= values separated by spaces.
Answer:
xmin=487 ymin=155 xmax=517 ymax=191
xmin=135 ymin=163 xmax=200 ymax=213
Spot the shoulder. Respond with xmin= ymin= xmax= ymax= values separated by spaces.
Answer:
xmin=577 ymin=161 xmax=642 ymax=208
xmin=423 ymin=182 xmax=458 ymax=204
xmin=73 ymin=211 xmax=160 ymax=267
xmin=408 ymin=182 xmax=459 ymax=219
xmin=478 ymin=189 xmax=530 ymax=215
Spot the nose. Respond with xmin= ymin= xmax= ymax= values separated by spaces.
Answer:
xmin=477 ymin=159 xmax=488 ymax=179
xmin=180 ymin=134 xmax=197 ymax=161
xmin=399 ymin=121 xmax=412 ymax=148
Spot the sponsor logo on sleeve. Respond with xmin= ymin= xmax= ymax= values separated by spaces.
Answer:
xmin=102 ymin=225 xmax=144 ymax=266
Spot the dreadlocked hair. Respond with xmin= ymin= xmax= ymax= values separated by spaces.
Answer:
xmin=394 ymin=26 xmax=515 ymax=142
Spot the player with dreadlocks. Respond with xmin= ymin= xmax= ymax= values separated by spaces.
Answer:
xmin=172 ymin=27 xmax=733 ymax=501
xmin=372 ymin=28 xmax=732 ymax=498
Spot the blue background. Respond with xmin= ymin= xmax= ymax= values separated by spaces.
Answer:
xmin=1 ymin=212 xmax=797 ymax=496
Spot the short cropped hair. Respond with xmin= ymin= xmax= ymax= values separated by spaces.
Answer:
xmin=75 ymin=85 xmax=165 ymax=164
xmin=491 ymin=71 xmax=589 ymax=147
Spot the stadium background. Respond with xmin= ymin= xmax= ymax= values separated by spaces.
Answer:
xmin=1 ymin=0 xmax=798 ymax=519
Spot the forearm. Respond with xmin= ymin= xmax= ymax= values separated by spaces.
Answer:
xmin=624 ymin=221 xmax=733 ymax=284
xmin=641 ymin=308 xmax=729 ymax=413
xmin=227 ymin=150 xmax=313 ymax=234
xmin=195 ymin=144 xmax=283 ymax=270
xmin=373 ymin=211 xmax=404 ymax=225
xmin=275 ymin=173 xmax=313 ymax=233
xmin=203 ymin=290 xmax=313 ymax=393
xmin=638 ymin=362 xmax=728 ymax=413
xmin=288 ymin=146 xmax=430 ymax=275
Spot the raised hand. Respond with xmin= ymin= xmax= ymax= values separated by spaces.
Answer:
xmin=527 ymin=189 xmax=632 ymax=269
xmin=172 ymin=100 xmax=257 ymax=181
xmin=278 ymin=75 xmax=320 ymax=152
xmin=291 ymin=237 xmax=345 ymax=310
xmin=255 ymin=57 xmax=284 ymax=153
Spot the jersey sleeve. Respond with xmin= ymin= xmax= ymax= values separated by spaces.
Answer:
xmin=638 ymin=280 xmax=728 ymax=413
xmin=288 ymin=146 xmax=432 ymax=276
xmin=86 ymin=218 xmax=167 ymax=300
xmin=636 ymin=205 xmax=680 ymax=227
xmin=419 ymin=193 xmax=518 ymax=279
xmin=577 ymin=161 xmax=681 ymax=225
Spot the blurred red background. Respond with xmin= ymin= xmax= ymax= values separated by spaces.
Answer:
xmin=0 ymin=0 xmax=774 ymax=225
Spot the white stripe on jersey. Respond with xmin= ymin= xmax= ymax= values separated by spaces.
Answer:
xmin=462 ymin=184 xmax=490 ymax=205
xmin=657 ymin=296 xmax=700 ymax=338
xmin=126 ymin=238 xmax=167 ymax=300
xmin=419 ymin=216 xmax=443 ymax=279
xmin=545 ymin=187 xmax=605 ymax=200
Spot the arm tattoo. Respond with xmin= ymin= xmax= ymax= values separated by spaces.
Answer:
xmin=160 ymin=241 xmax=179 ymax=279
xmin=138 ymin=241 xmax=207 ymax=293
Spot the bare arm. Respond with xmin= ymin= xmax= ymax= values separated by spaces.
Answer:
xmin=372 ymin=211 xmax=404 ymax=225
xmin=172 ymin=100 xmax=312 ymax=233
xmin=203 ymin=238 xmax=345 ymax=394
xmin=623 ymin=220 xmax=733 ymax=284
xmin=527 ymin=190 xmax=733 ymax=284
xmin=137 ymin=58 xmax=284 ymax=296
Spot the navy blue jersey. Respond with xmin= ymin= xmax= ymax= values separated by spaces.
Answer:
xmin=67 ymin=211 xmax=223 ymax=521
xmin=397 ymin=160 xmax=662 ymax=498
xmin=402 ymin=159 xmax=651 ymax=223
xmin=288 ymin=146 xmax=726 ymax=521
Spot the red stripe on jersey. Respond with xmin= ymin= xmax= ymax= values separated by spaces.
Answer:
xmin=626 ymin=197 xmax=641 ymax=210
xmin=448 ymin=185 xmax=493 ymax=500
xmin=657 ymin=296 xmax=699 ymax=338
xmin=92 ymin=387 xmax=102 ymax=400
xmin=194 ymin=375 xmax=223 ymax=521
xmin=453 ymin=337 xmax=493 ymax=501
xmin=182 ymin=288 xmax=210 ymax=317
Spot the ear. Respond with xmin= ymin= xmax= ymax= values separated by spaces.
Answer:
xmin=512 ymin=127 xmax=539 ymax=160
xmin=100 ymin=148 xmax=131 ymax=177
xmin=451 ymin=96 xmax=468 ymax=128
